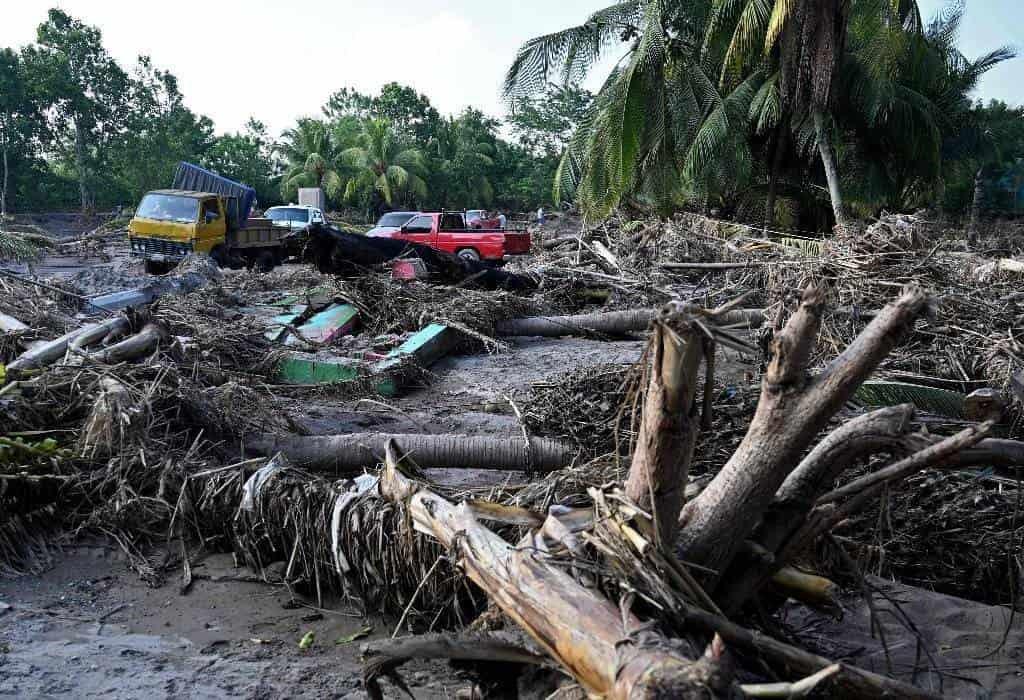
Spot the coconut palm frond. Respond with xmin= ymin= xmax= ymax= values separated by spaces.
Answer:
xmin=854 ymin=381 xmax=966 ymax=419
xmin=503 ymin=1 xmax=643 ymax=98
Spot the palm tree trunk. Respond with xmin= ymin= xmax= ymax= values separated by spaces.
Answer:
xmin=967 ymin=167 xmax=984 ymax=248
xmin=74 ymin=117 xmax=90 ymax=212
xmin=765 ymin=122 xmax=788 ymax=232
xmin=812 ymin=110 xmax=847 ymax=228
xmin=1 ymin=138 xmax=8 ymax=222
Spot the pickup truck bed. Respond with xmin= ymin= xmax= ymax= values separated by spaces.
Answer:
xmin=375 ymin=212 xmax=531 ymax=262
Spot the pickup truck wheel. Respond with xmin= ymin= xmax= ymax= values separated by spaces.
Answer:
xmin=457 ymin=248 xmax=481 ymax=262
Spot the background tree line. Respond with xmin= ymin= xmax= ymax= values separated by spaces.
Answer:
xmin=505 ymin=0 xmax=1023 ymax=229
xmin=0 ymin=9 xmax=592 ymax=220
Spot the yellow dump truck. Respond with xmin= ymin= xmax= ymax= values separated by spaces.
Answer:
xmin=128 ymin=163 xmax=295 ymax=274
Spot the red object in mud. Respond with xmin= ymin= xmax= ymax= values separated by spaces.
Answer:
xmin=391 ymin=258 xmax=429 ymax=280
xmin=377 ymin=212 xmax=531 ymax=263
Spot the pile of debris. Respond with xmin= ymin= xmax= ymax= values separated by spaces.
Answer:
xmin=6 ymin=208 xmax=1024 ymax=698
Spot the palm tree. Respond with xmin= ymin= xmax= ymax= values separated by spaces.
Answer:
xmin=340 ymin=118 xmax=427 ymax=208
xmin=429 ymin=113 xmax=497 ymax=208
xmin=506 ymin=1 xmax=732 ymax=221
xmin=277 ymin=118 xmax=345 ymax=203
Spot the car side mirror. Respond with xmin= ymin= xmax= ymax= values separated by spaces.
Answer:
xmin=205 ymin=211 xmax=217 ymax=223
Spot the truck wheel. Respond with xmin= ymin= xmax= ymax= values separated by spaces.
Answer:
xmin=254 ymin=251 xmax=276 ymax=273
xmin=210 ymin=245 xmax=228 ymax=268
xmin=145 ymin=259 xmax=171 ymax=275
xmin=457 ymin=248 xmax=481 ymax=262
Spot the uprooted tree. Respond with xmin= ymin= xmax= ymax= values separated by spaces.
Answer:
xmin=378 ymin=284 xmax=1024 ymax=698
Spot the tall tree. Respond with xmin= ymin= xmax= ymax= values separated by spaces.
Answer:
xmin=429 ymin=110 xmax=498 ymax=208
xmin=277 ymin=118 xmax=345 ymax=204
xmin=205 ymin=118 xmax=280 ymax=207
xmin=0 ymin=49 xmax=31 ymax=219
xmin=26 ymin=9 xmax=128 ymax=211
xmin=505 ymin=1 xmax=737 ymax=221
xmin=341 ymin=118 xmax=427 ymax=211
xmin=109 ymin=56 xmax=214 ymax=204
xmin=508 ymin=83 xmax=594 ymax=158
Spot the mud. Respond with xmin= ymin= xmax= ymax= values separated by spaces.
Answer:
xmin=0 ymin=546 xmax=475 ymax=699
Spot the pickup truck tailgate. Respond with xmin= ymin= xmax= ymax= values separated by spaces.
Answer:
xmin=504 ymin=231 xmax=532 ymax=255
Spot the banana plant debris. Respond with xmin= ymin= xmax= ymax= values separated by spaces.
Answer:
xmin=6 ymin=211 xmax=1024 ymax=697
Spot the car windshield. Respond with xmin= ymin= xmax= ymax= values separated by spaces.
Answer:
xmin=377 ymin=212 xmax=416 ymax=227
xmin=266 ymin=207 xmax=309 ymax=222
xmin=465 ymin=210 xmax=483 ymax=222
xmin=136 ymin=194 xmax=199 ymax=223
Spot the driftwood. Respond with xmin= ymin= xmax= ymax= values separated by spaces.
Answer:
xmin=6 ymin=316 xmax=130 ymax=373
xmin=378 ymin=443 xmax=730 ymax=699
xmin=79 ymin=376 xmax=142 ymax=459
xmin=660 ymin=261 xmax=767 ymax=270
xmin=380 ymin=443 xmax=943 ymax=699
xmin=0 ymin=311 xmax=29 ymax=332
xmin=69 ymin=317 xmax=131 ymax=351
xmin=90 ymin=323 xmax=167 ymax=364
xmin=247 ymin=432 xmax=576 ymax=472
xmin=496 ymin=308 xmax=765 ymax=338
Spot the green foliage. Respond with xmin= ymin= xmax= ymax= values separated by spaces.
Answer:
xmin=341 ymin=118 xmax=427 ymax=210
xmin=507 ymin=0 xmax=1020 ymax=224
xmin=204 ymin=119 xmax=280 ymax=208
xmin=278 ymin=118 xmax=347 ymax=204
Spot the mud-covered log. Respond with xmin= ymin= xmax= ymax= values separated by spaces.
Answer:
xmin=496 ymin=308 xmax=765 ymax=338
xmin=678 ymin=286 xmax=928 ymax=590
xmin=69 ymin=317 xmax=131 ymax=351
xmin=247 ymin=432 xmax=576 ymax=472
xmin=91 ymin=323 xmax=166 ymax=364
xmin=6 ymin=316 xmax=130 ymax=373
xmin=79 ymin=376 xmax=143 ymax=459
xmin=496 ymin=309 xmax=657 ymax=337
xmin=378 ymin=444 xmax=728 ymax=699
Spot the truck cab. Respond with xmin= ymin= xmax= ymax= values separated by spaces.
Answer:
xmin=264 ymin=205 xmax=326 ymax=231
xmin=128 ymin=190 xmax=228 ymax=273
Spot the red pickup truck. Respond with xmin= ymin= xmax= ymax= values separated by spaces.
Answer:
xmin=370 ymin=211 xmax=531 ymax=262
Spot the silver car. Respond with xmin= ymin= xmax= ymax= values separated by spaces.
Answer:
xmin=367 ymin=211 xmax=418 ymax=237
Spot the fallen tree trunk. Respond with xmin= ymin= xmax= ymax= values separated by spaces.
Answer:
xmin=91 ymin=323 xmax=166 ymax=364
xmin=69 ymin=317 xmax=131 ymax=351
xmin=496 ymin=309 xmax=656 ymax=337
xmin=6 ymin=316 xmax=130 ymax=373
xmin=660 ymin=261 xmax=767 ymax=271
xmin=378 ymin=443 xmax=729 ymax=698
xmin=247 ymin=432 xmax=576 ymax=472
xmin=540 ymin=233 xmax=581 ymax=250
xmin=0 ymin=312 xmax=29 ymax=333
xmin=496 ymin=308 xmax=765 ymax=338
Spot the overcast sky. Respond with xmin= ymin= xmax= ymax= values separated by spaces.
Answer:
xmin=0 ymin=0 xmax=1019 ymax=137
